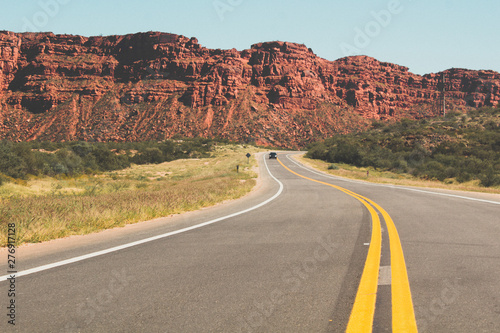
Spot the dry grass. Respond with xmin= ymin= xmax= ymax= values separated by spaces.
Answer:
xmin=295 ymin=154 xmax=500 ymax=194
xmin=0 ymin=145 xmax=263 ymax=246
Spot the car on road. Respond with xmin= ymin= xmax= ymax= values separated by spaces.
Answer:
xmin=269 ymin=152 xmax=278 ymax=159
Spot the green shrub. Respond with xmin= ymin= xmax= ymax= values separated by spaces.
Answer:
xmin=0 ymin=141 xmax=28 ymax=179
xmin=479 ymin=168 xmax=500 ymax=187
xmin=456 ymin=172 xmax=472 ymax=183
xmin=0 ymin=139 xmax=216 ymax=180
xmin=306 ymin=107 xmax=500 ymax=186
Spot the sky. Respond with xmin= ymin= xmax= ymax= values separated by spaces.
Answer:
xmin=1 ymin=0 xmax=499 ymax=75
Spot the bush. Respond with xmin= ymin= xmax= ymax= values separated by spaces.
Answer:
xmin=133 ymin=147 xmax=163 ymax=164
xmin=330 ymin=142 xmax=362 ymax=165
xmin=55 ymin=149 xmax=84 ymax=175
xmin=0 ymin=139 xmax=216 ymax=179
xmin=306 ymin=107 xmax=500 ymax=186
xmin=479 ymin=168 xmax=500 ymax=187
xmin=70 ymin=142 xmax=95 ymax=158
xmin=456 ymin=172 xmax=472 ymax=183
xmin=392 ymin=159 xmax=408 ymax=173
xmin=305 ymin=142 xmax=328 ymax=160
xmin=0 ymin=141 xmax=28 ymax=179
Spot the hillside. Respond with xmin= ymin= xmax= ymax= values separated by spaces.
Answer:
xmin=1 ymin=31 xmax=500 ymax=148
xmin=306 ymin=108 xmax=500 ymax=187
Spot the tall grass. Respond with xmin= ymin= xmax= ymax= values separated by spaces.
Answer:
xmin=0 ymin=145 xmax=260 ymax=246
xmin=296 ymin=154 xmax=500 ymax=194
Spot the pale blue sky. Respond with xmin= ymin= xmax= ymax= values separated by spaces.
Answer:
xmin=1 ymin=0 xmax=499 ymax=75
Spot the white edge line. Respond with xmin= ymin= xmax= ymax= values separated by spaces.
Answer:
xmin=0 ymin=154 xmax=284 ymax=282
xmin=286 ymin=154 xmax=500 ymax=206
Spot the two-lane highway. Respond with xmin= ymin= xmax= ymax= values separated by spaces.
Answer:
xmin=1 ymin=152 xmax=499 ymax=332
xmin=277 ymin=157 xmax=417 ymax=332
xmin=283 ymin=153 xmax=500 ymax=332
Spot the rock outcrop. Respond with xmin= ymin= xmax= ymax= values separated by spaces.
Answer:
xmin=1 ymin=31 xmax=499 ymax=148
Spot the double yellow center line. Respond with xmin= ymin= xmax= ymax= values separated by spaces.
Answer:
xmin=277 ymin=158 xmax=418 ymax=332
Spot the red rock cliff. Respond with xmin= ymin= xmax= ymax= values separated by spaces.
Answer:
xmin=1 ymin=31 xmax=499 ymax=148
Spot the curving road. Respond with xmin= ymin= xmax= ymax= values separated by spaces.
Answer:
xmin=1 ymin=152 xmax=499 ymax=332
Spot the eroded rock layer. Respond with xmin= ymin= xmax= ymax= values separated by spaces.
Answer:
xmin=1 ymin=31 xmax=499 ymax=147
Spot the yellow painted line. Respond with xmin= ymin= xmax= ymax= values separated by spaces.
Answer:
xmin=345 ymin=201 xmax=381 ymax=333
xmin=325 ymin=186 xmax=418 ymax=332
xmin=362 ymin=199 xmax=418 ymax=332
xmin=276 ymin=158 xmax=381 ymax=332
xmin=276 ymin=157 xmax=418 ymax=332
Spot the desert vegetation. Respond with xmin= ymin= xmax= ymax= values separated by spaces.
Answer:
xmin=0 ymin=138 xmax=216 ymax=183
xmin=0 ymin=143 xmax=261 ymax=246
xmin=306 ymin=107 xmax=500 ymax=188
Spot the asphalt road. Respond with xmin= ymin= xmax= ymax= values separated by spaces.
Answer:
xmin=1 ymin=152 xmax=499 ymax=332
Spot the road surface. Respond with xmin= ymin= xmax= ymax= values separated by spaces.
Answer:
xmin=1 ymin=152 xmax=499 ymax=332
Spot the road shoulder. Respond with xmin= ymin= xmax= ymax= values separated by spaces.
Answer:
xmin=291 ymin=153 xmax=500 ymax=204
xmin=0 ymin=152 xmax=278 ymax=270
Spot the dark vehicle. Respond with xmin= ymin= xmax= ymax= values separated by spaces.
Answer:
xmin=269 ymin=152 xmax=278 ymax=159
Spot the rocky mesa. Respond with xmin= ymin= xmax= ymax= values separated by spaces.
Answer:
xmin=1 ymin=31 xmax=499 ymax=148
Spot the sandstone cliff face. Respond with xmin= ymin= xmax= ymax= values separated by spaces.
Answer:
xmin=0 ymin=32 xmax=21 ymax=91
xmin=1 ymin=31 xmax=499 ymax=148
